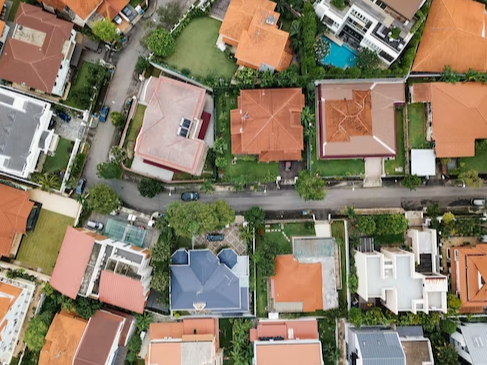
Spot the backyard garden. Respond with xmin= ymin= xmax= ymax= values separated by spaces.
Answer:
xmin=384 ymin=109 xmax=406 ymax=176
xmin=408 ymin=103 xmax=431 ymax=149
xmin=163 ymin=17 xmax=237 ymax=80
xmin=42 ymin=138 xmax=74 ymax=174
xmin=17 ymin=210 xmax=74 ymax=274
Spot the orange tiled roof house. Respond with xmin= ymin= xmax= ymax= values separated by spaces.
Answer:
xmin=218 ymin=0 xmax=293 ymax=72
xmin=231 ymin=88 xmax=305 ymax=162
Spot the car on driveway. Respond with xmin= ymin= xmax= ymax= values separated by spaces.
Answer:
xmin=206 ymin=233 xmax=224 ymax=242
xmin=114 ymin=15 xmax=122 ymax=24
xmin=122 ymin=6 xmax=132 ymax=17
xmin=86 ymin=220 xmax=104 ymax=230
xmin=56 ymin=111 xmax=71 ymax=122
xmin=181 ymin=192 xmax=199 ymax=201
xmin=75 ymin=178 xmax=86 ymax=195
xmin=471 ymin=198 xmax=486 ymax=206
xmin=99 ymin=106 xmax=109 ymax=122
xmin=148 ymin=212 xmax=165 ymax=227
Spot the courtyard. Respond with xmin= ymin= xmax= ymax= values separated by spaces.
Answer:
xmin=193 ymin=225 xmax=247 ymax=255
xmin=42 ymin=138 xmax=74 ymax=173
xmin=163 ymin=17 xmax=237 ymax=80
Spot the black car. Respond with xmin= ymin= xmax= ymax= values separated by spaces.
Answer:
xmin=181 ymin=192 xmax=199 ymax=201
xmin=206 ymin=233 xmax=224 ymax=242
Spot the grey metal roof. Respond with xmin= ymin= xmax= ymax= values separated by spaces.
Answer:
xmin=218 ymin=248 xmax=237 ymax=269
xmin=396 ymin=326 xmax=424 ymax=338
xmin=170 ymin=250 xmax=247 ymax=313
xmin=356 ymin=331 xmax=405 ymax=365
xmin=171 ymin=249 xmax=188 ymax=265
xmin=0 ymin=99 xmax=43 ymax=172
xmin=459 ymin=323 xmax=487 ymax=364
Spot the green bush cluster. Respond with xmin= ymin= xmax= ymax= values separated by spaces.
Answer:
xmin=70 ymin=152 xmax=86 ymax=180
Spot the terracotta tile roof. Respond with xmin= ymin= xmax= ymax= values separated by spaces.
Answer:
xmin=250 ymin=319 xmax=319 ymax=342
xmin=0 ymin=3 xmax=73 ymax=93
xmin=450 ymin=245 xmax=487 ymax=313
xmin=99 ymin=271 xmax=147 ymax=313
xmin=50 ymin=227 xmax=95 ymax=299
xmin=381 ymin=0 xmax=423 ymax=20
xmin=0 ymin=184 xmax=33 ymax=257
xmin=148 ymin=342 xmax=181 ymax=365
xmin=271 ymin=255 xmax=323 ymax=312
xmin=317 ymin=80 xmax=404 ymax=159
xmin=0 ymin=281 xmax=22 ymax=341
xmin=97 ymin=0 xmax=127 ymax=20
xmin=220 ymin=0 xmax=292 ymax=71
xmin=135 ymin=76 xmax=209 ymax=176
xmin=254 ymin=342 xmax=323 ymax=365
xmin=231 ymin=88 xmax=304 ymax=161
xmin=39 ymin=312 xmax=88 ymax=365
xmin=74 ymin=310 xmax=124 ymax=365
xmin=412 ymin=0 xmax=487 ymax=73
xmin=412 ymin=82 xmax=487 ymax=158
xmin=37 ymin=0 xmax=102 ymax=20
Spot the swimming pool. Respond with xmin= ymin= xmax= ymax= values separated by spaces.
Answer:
xmin=320 ymin=36 xmax=357 ymax=69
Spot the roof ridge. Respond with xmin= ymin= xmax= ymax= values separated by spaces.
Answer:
xmin=239 ymin=92 xmax=274 ymax=151
xmin=267 ymin=89 xmax=303 ymax=147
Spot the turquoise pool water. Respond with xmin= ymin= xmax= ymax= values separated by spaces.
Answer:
xmin=320 ymin=36 xmax=357 ymax=69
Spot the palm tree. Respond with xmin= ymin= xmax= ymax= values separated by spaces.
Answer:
xmin=301 ymin=106 xmax=315 ymax=139
xmin=135 ymin=312 xmax=153 ymax=332
xmin=239 ymin=225 xmax=253 ymax=244
xmin=326 ymin=346 xmax=340 ymax=364
xmin=289 ymin=20 xmax=302 ymax=51
xmin=34 ymin=173 xmax=60 ymax=192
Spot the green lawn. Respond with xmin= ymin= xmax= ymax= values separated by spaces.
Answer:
xmin=17 ymin=210 xmax=74 ymax=274
xmin=8 ymin=0 xmax=20 ymax=22
xmin=283 ymin=222 xmax=315 ymax=238
xmin=42 ymin=138 xmax=74 ymax=173
xmin=459 ymin=145 xmax=487 ymax=173
xmin=310 ymin=137 xmax=364 ymax=177
xmin=126 ymin=104 xmax=146 ymax=148
xmin=164 ymin=17 xmax=237 ymax=80
xmin=64 ymin=61 xmax=95 ymax=109
xmin=217 ymin=94 xmax=280 ymax=181
xmin=264 ymin=222 xmax=316 ymax=254
xmin=129 ymin=0 xmax=144 ymax=7
xmin=408 ymin=103 xmax=429 ymax=149
xmin=385 ymin=109 xmax=406 ymax=175
xmin=332 ymin=221 xmax=347 ymax=306
xmin=374 ymin=233 xmax=404 ymax=245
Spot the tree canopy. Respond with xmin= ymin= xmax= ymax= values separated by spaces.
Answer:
xmin=87 ymin=184 xmax=120 ymax=214
xmin=356 ymin=48 xmax=381 ymax=70
xmin=374 ymin=214 xmax=408 ymax=236
xmin=147 ymin=28 xmax=175 ymax=57
xmin=24 ymin=312 xmax=52 ymax=351
xmin=459 ymin=169 xmax=482 ymax=188
xmin=401 ymin=174 xmax=422 ymax=191
xmin=92 ymin=19 xmax=118 ymax=43
xmin=97 ymin=161 xmax=123 ymax=179
xmin=110 ymin=112 xmax=125 ymax=129
xmin=244 ymin=207 xmax=265 ymax=230
xmin=356 ymin=215 xmax=376 ymax=235
xmin=295 ymin=171 xmax=326 ymax=201
xmin=138 ymin=178 xmax=163 ymax=198
xmin=254 ymin=238 xmax=282 ymax=277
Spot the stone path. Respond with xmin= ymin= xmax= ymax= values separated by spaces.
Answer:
xmin=264 ymin=224 xmax=291 ymax=242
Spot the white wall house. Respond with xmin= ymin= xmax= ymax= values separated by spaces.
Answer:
xmin=313 ymin=0 xmax=426 ymax=65
xmin=451 ymin=323 xmax=487 ymax=365
xmin=355 ymin=240 xmax=447 ymax=314
xmin=52 ymin=29 xmax=77 ymax=97
xmin=0 ymin=88 xmax=58 ymax=178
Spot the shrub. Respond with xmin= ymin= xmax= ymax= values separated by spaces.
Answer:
xmin=147 ymin=28 xmax=175 ymax=57
xmin=138 ymin=178 xmax=164 ymax=198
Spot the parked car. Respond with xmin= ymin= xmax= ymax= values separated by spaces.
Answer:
xmin=471 ymin=198 xmax=486 ymax=206
xmin=181 ymin=192 xmax=199 ymax=201
xmin=148 ymin=212 xmax=165 ymax=227
xmin=56 ymin=111 xmax=71 ymax=122
xmin=99 ymin=106 xmax=109 ymax=122
xmin=75 ymin=178 xmax=86 ymax=195
xmin=114 ymin=15 xmax=122 ymax=24
xmin=86 ymin=220 xmax=104 ymax=230
xmin=206 ymin=233 xmax=224 ymax=242
xmin=122 ymin=6 xmax=132 ymax=17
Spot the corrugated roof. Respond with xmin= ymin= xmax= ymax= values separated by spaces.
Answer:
xmin=412 ymin=82 xmax=487 ymax=158
xmin=0 ymin=184 xmax=33 ymax=257
xmin=457 ymin=323 xmax=487 ymax=363
xmin=74 ymin=310 xmax=124 ymax=365
xmin=99 ymin=271 xmax=146 ymax=313
xmin=50 ymin=227 xmax=95 ymax=299
xmin=412 ymin=0 xmax=487 ymax=73
xmin=39 ymin=312 xmax=87 ymax=365
xmin=231 ymin=88 xmax=304 ymax=162
xmin=0 ymin=3 xmax=73 ymax=93
xmin=355 ymin=331 xmax=405 ymax=365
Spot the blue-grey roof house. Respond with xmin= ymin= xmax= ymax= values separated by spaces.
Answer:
xmin=170 ymin=249 xmax=250 ymax=315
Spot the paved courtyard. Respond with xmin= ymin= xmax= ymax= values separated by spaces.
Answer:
xmin=54 ymin=115 xmax=86 ymax=141
xmin=193 ymin=225 xmax=247 ymax=255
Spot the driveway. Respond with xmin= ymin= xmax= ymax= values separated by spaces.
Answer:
xmin=193 ymin=225 xmax=247 ymax=255
xmin=364 ymin=157 xmax=383 ymax=187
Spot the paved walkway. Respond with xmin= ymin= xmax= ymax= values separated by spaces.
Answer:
xmin=28 ymin=190 xmax=82 ymax=219
xmin=364 ymin=157 xmax=383 ymax=187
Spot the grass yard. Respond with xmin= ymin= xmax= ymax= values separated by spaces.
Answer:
xmin=283 ymin=222 xmax=315 ymax=238
xmin=310 ymin=138 xmax=365 ymax=177
xmin=256 ymin=266 xmax=268 ymax=317
xmin=8 ymin=0 xmax=21 ymax=21
xmin=264 ymin=222 xmax=316 ymax=254
xmin=164 ymin=17 xmax=237 ymax=80
xmin=64 ymin=62 xmax=94 ymax=109
xmin=217 ymin=94 xmax=280 ymax=181
xmin=126 ymin=104 xmax=146 ymax=148
xmin=17 ymin=210 xmax=74 ymax=274
xmin=42 ymin=138 xmax=74 ymax=173
xmin=332 ymin=221 xmax=347 ymax=306
xmin=219 ymin=318 xmax=233 ymax=349
xmin=385 ymin=109 xmax=405 ymax=175
xmin=459 ymin=146 xmax=487 ymax=173
xmin=408 ymin=103 xmax=430 ymax=149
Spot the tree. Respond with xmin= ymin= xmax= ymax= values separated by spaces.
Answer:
xmin=138 ymin=178 xmax=163 ymax=198
xmin=348 ymin=307 xmax=363 ymax=327
xmin=301 ymin=106 xmax=315 ymax=139
xmin=356 ymin=48 xmax=380 ymax=70
xmin=374 ymin=214 xmax=408 ymax=236
xmin=357 ymin=215 xmax=376 ymax=235
xmin=427 ymin=203 xmax=440 ymax=218
xmin=401 ymin=174 xmax=422 ymax=191
xmin=447 ymin=293 xmax=462 ymax=316
xmin=212 ymin=137 xmax=227 ymax=155
xmin=295 ymin=171 xmax=326 ymax=201
xmin=244 ymin=206 xmax=265 ymax=230
xmin=260 ymin=70 xmax=275 ymax=88
xmin=24 ymin=312 xmax=52 ymax=351
xmin=254 ymin=238 xmax=281 ymax=277
xmin=147 ymin=29 xmax=175 ymax=57
xmin=75 ymin=297 xmax=102 ymax=319
xmin=151 ymin=235 xmax=171 ymax=262
xmin=459 ymin=169 xmax=483 ymax=188
xmin=200 ymin=179 xmax=215 ymax=194
xmin=33 ymin=173 xmax=60 ymax=192
xmin=348 ymin=271 xmax=358 ymax=293
xmin=276 ymin=64 xmax=299 ymax=87
xmin=442 ymin=212 xmax=455 ymax=225
xmin=238 ymin=225 xmax=253 ymax=244
xmin=135 ymin=56 xmax=150 ymax=74
xmin=109 ymin=146 xmax=127 ymax=165
xmin=110 ymin=112 xmax=126 ymax=129
xmin=135 ymin=312 xmax=153 ymax=332
xmin=156 ymin=0 xmax=183 ymax=29
xmin=151 ymin=268 xmax=170 ymax=292
xmin=126 ymin=334 xmax=142 ymax=363
xmin=92 ymin=19 xmax=118 ymax=43
xmin=326 ymin=346 xmax=340 ymax=364
xmin=314 ymin=36 xmax=329 ymax=62
xmin=235 ymin=67 xmax=258 ymax=89
xmin=215 ymin=157 xmax=228 ymax=169
xmin=434 ymin=343 xmax=459 ymax=365
xmin=440 ymin=319 xmax=457 ymax=335
xmin=97 ymin=161 xmax=122 ymax=179
xmin=87 ymin=184 xmax=120 ymax=214
xmin=213 ymin=200 xmax=236 ymax=229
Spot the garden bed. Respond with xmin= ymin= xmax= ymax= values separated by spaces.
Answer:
xmin=384 ymin=109 xmax=406 ymax=175
xmin=332 ymin=221 xmax=347 ymax=306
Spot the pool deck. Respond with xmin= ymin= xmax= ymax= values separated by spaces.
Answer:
xmin=326 ymin=33 xmax=344 ymax=47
